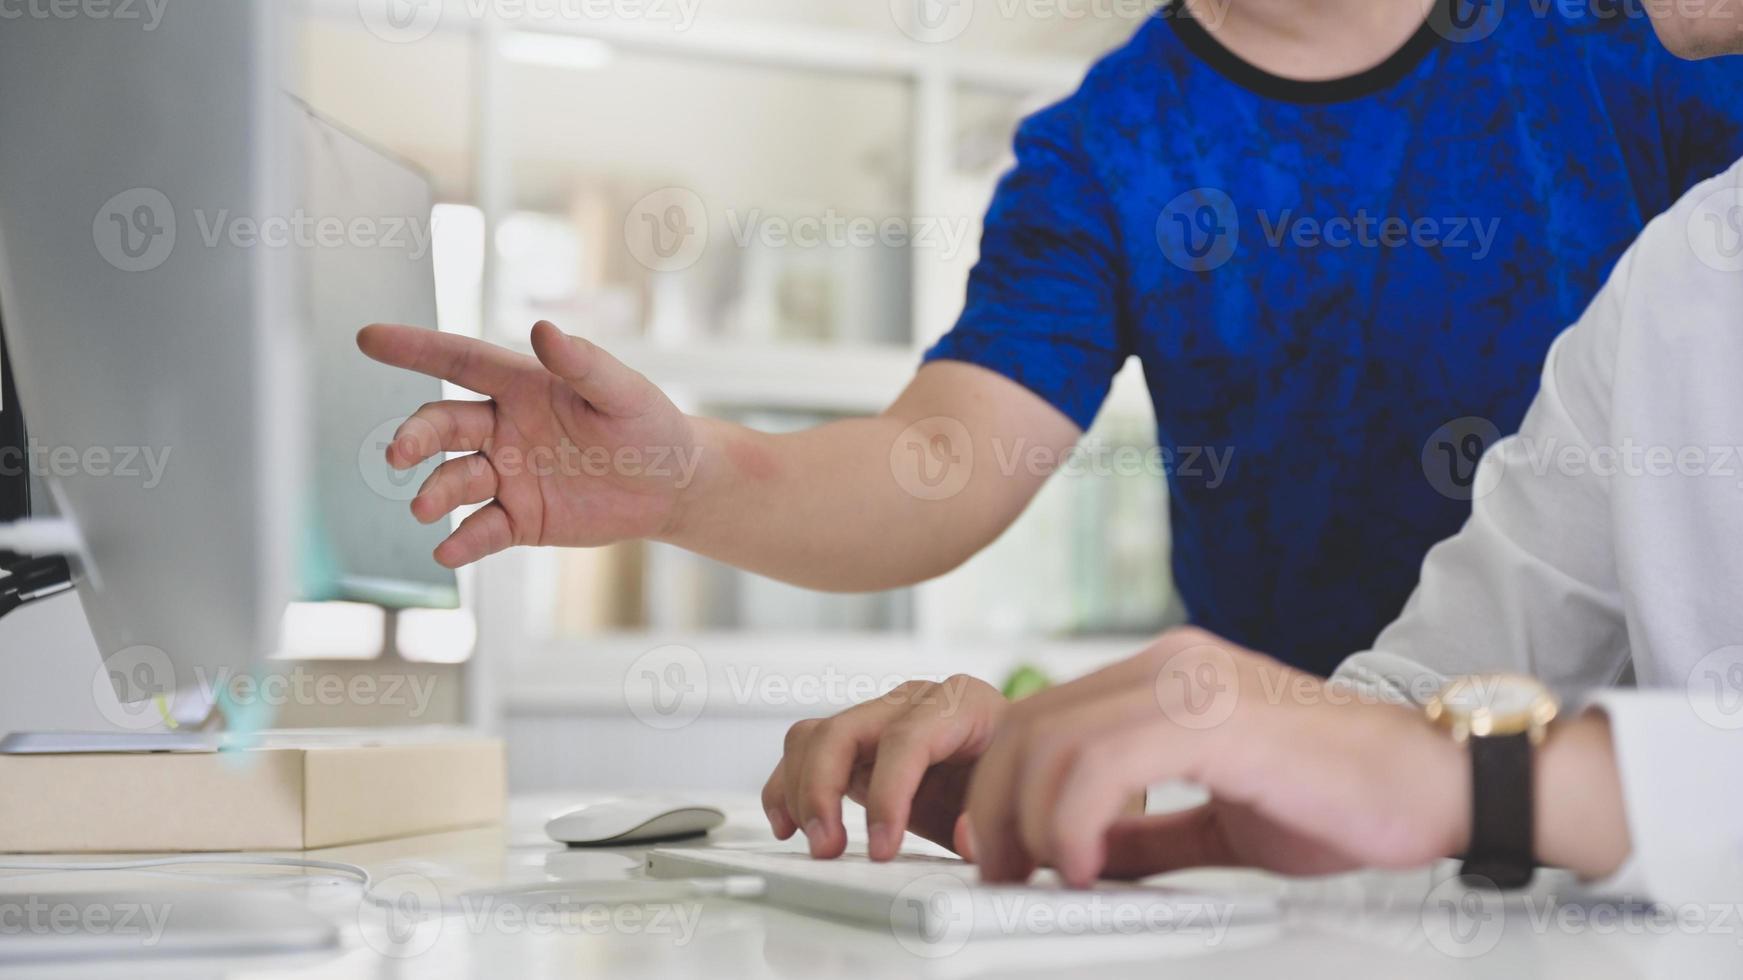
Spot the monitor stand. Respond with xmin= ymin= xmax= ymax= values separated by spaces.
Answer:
xmin=1 ymin=673 xmax=228 ymax=754
xmin=0 ymin=731 xmax=222 ymax=754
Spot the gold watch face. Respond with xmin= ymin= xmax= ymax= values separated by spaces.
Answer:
xmin=1425 ymin=673 xmax=1559 ymax=741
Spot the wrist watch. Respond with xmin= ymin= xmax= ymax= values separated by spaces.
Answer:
xmin=1424 ymin=673 xmax=1559 ymax=890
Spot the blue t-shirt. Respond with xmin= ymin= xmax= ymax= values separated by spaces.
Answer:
xmin=924 ymin=6 xmax=1743 ymax=674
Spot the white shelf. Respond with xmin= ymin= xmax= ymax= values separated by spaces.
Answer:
xmin=302 ymin=0 xmax=1088 ymax=94
xmin=491 ymin=333 xmax=1155 ymax=420
xmin=604 ymin=336 xmax=918 ymax=414
xmin=488 ymin=331 xmax=918 ymax=414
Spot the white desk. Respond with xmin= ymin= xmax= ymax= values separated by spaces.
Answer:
xmin=1 ymin=793 xmax=1736 ymax=979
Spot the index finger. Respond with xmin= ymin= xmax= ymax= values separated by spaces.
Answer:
xmin=358 ymin=323 xmax=540 ymax=397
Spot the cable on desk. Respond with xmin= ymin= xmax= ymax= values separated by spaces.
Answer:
xmin=0 ymin=855 xmax=767 ymax=914
xmin=0 ymin=855 xmax=382 ymax=901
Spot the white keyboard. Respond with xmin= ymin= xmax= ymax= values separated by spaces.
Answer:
xmin=645 ymin=845 xmax=1275 ymax=947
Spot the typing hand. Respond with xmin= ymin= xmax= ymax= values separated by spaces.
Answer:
xmin=762 ymin=676 xmax=1008 ymax=862
xmin=965 ymin=627 xmax=1472 ymax=888
xmin=357 ymin=321 xmax=700 ymax=567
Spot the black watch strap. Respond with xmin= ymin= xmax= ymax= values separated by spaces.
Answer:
xmin=1458 ymin=730 xmax=1536 ymax=890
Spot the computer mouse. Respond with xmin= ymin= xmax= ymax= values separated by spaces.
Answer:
xmin=545 ymin=798 xmax=727 ymax=847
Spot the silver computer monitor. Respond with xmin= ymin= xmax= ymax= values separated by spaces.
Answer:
xmin=294 ymin=101 xmax=459 ymax=611
xmin=0 ymin=0 xmax=456 ymax=727
xmin=0 ymin=1 xmax=302 ymax=720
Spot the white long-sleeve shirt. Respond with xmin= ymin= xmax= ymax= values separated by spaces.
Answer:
xmin=1333 ymin=156 xmax=1743 ymax=907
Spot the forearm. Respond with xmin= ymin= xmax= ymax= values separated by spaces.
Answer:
xmin=653 ymin=362 xmax=1079 ymax=592
xmin=656 ymin=415 xmax=986 ymax=590
xmin=1533 ymin=712 xmax=1631 ymax=879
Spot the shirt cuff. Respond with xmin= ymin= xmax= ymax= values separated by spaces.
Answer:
xmin=1576 ymin=691 xmax=1743 ymax=906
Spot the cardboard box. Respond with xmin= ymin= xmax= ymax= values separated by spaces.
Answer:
xmin=0 ymin=730 xmax=504 ymax=852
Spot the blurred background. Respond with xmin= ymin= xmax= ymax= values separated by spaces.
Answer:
xmin=7 ymin=0 xmax=1189 ymax=793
